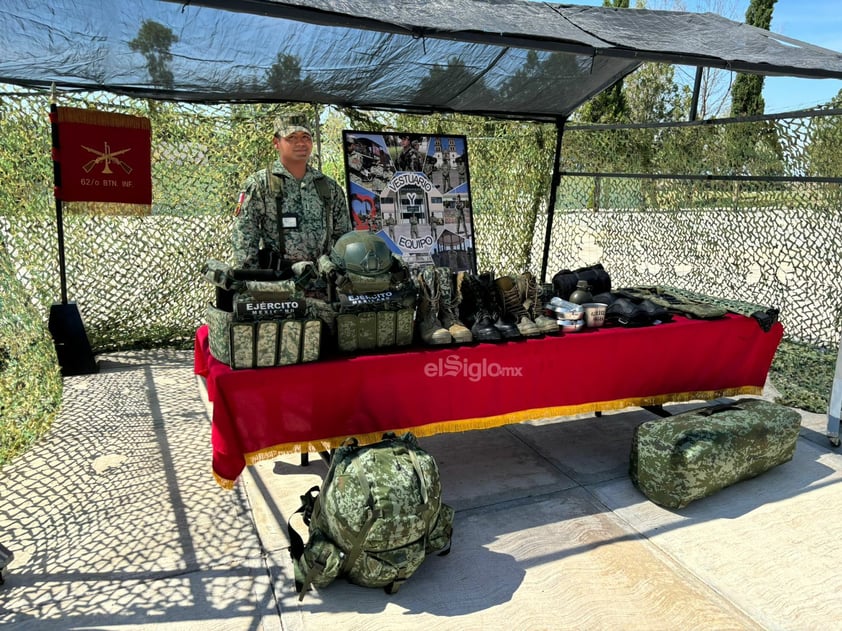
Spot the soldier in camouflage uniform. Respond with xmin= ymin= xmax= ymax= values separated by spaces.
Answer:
xmin=396 ymin=135 xmax=423 ymax=172
xmin=455 ymin=195 xmax=468 ymax=235
xmin=232 ymin=116 xmax=352 ymax=269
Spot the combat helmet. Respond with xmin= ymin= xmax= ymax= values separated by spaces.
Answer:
xmin=331 ymin=230 xmax=393 ymax=277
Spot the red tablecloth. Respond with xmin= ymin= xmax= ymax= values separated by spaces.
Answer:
xmin=195 ymin=314 xmax=783 ymax=488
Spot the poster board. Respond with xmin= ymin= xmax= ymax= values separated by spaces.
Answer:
xmin=342 ymin=131 xmax=476 ymax=275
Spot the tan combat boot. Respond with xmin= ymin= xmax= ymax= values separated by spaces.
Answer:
xmin=416 ymin=267 xmax=452 ymax=345
xmin=436 ymin=267 xmax=472 ymax=343
xmin=495 ymin=275 xmax=541 ymax=337
xmin=517 ymin=271 xmax=559 ymax=335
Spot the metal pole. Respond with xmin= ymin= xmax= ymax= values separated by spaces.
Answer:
xmin=50 ymin=101 xmax=69 ymax=304
xmin=540 ymin=117 xmax=565 ymax=284
xmin=689 ymin=66 xmax=703 ymax=121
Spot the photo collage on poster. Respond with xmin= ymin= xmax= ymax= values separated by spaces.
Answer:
xmin=342 ymin=131 xmax=477 ymax=274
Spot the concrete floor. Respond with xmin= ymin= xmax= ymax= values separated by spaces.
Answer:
xmin=1 ymin=348 xmax=841 ymax=630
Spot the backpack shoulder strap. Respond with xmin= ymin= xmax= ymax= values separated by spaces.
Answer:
xmin=314 ymin=174 xmax=333 ymax=208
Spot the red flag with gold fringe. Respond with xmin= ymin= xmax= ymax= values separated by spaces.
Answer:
xmin=52 ymin=107 xmax=152 ymax=207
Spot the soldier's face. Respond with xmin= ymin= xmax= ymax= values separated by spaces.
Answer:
xmin=276 ymin=132 xmax=313 ymax=163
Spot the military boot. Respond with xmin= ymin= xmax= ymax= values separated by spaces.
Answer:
xmin=416 ymin=267 xmax=452 ymax=345
xmin=436 ymin=267 xmax=472 ymax=343
xmin=456 ymin=272 xmax=502 ymax=342
xmin=495 ymin=274 xmax=541 ymax=337
xmin=478 ymin=271 xmax=522 ymax=340
xmin=517 ymin=272 xmax=560 ymax=335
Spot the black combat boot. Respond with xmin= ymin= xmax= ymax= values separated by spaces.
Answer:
xmin=477 ymin=271 xmax=522 ymax=340
xmin=495 ymin=274 xmax=541 ymax=337
xmin=456 ymin=272 xmax=502 ymax=342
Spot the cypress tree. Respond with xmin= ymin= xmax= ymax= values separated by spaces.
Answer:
xmin=731 ymin=0 xmax=777 ymax=116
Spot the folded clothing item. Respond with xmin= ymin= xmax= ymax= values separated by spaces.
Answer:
xmin=604 ymin=297 xmax=672 ymax=327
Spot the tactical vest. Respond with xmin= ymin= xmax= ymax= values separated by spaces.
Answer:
xmin=202 ymin=259 xmax=324 ymax=369
xmin=319 ymin=232 xmax=417 ymax=353
xmin=261 ymin=167 xmax=335 ymax=267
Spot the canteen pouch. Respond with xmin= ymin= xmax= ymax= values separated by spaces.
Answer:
xmin=206 ymin=303 xmax=234 ymax=365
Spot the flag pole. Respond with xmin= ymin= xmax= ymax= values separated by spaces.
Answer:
xmin=50 ymin=88 xmax=69 ymax=305
xmin=48 ymin=86 xmax=98 ymax=375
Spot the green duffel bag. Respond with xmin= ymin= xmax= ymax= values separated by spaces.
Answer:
xmin=630 ymin=398 xmax=801 ymax=509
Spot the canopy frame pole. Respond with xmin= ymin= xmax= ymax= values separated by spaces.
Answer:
xmin=689 ymin=66 xmax=703 ymax=121
xmin=540 ymin=117 xmax=566 ymax=284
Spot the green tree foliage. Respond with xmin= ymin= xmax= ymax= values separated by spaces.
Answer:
xmin=0 ymin=99 xmax=52 ymax=216
xmin=577 ymin=0 xmax=631 ymax=125
xmin=724 ymin=0 xmax=782 ymax=203
xmin=807 ymin=92 xmax=842 ymax=187
xmin=129 ymin=21 xmax=179 ymax=90
xmin=809 ymin=104 xmax=842 ymax=176
xmin=731 ymin=0 xmax=776 ymax=117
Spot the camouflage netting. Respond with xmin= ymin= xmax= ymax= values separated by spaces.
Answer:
xmin=1 ymin=86 xmax=841 ymax=461
xmin=0 ymin=236 xmax=63 ymax=468
xmin=4 ymin=88 xmax=837 ymax=351
xmin=533 ymin=112 xmax=842 ymax=350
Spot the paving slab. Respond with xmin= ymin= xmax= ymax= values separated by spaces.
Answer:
xmin=2 ymin=350 xmax=841 ymax=631
xmin=0 ymin=350 xmax=280 ymax=630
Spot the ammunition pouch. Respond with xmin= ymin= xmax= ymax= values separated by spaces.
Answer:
xmin=204 ymin=273 xmax=329 ymax=368
xmin=333 ymin=279 xmax=417 ymax=352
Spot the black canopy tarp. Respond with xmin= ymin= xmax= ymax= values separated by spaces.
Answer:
xmin=2 ymin=0 xmax=842 ymax=121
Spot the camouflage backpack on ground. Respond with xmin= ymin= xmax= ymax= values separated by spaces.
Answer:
xmin=287 ymin=432 xmax=454 ymax=598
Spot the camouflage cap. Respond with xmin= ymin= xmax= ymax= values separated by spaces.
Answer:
xmin=274 ymin=115 xmax=312 ymax=138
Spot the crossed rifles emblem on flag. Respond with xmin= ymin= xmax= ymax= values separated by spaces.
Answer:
xmin=81 ymin=142 xmax=133 ymax=175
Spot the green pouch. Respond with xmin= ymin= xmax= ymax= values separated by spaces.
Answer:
xmin=395 ymin=308 xmax=415 ymax=346
xmin=336 ymin=314 xmax=358 ymax=353
xmin=205 ymin=303 xmax=234 ymax=365
xmin=357 ymin=312 xmax=377 ymax=350
xmin=376 ymin=310 xmax=396 ymax=347
xmin=229 ymin=322 xmax=255 ymax=370
xmin=279 ymin=320 xmax=303 ymax=365
xmin=255 ymin=320 xmax=279 ymax=367
xmin=301 ymin=320 xmax=322 ymax=363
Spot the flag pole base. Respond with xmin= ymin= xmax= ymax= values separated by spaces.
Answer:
xmin=48 ymin=302 xmax=99 ymax=376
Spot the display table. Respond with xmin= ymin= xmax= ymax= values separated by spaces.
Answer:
xmin=195 ymin=314 xmax=783 ymax=488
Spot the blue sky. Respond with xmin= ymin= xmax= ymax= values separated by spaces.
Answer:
xmin=567 ymin=0 xmax=842 ymax=114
